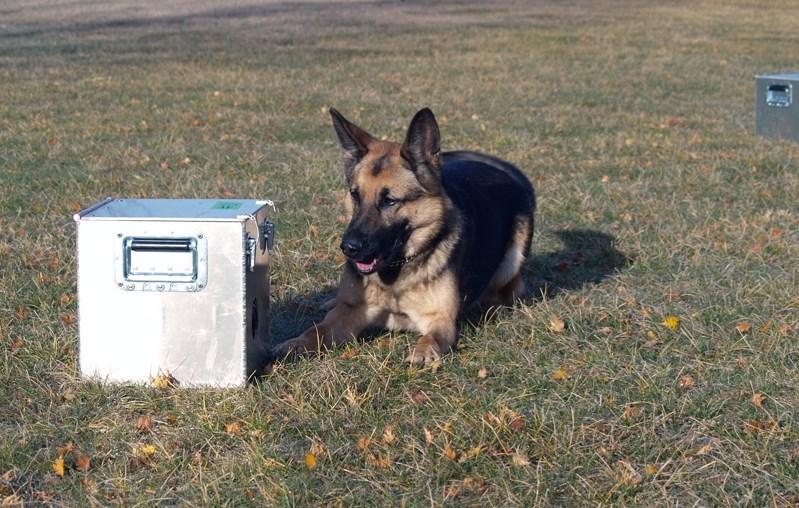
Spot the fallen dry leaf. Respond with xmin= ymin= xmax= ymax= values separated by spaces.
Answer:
xmin=463 ymin=476 xmax=486 ymax=492
xmin=477 ymin=368 xmax=489 ymax=379
xmin=408 ymin=388 xmax=429 ymax=405
xmin=134 ymin=444 xmax=157 ymax=458
xmin=56 ymin=442 xmax=74 ymax=456
xmin=382 ymin=426 xmax=397 ymax=445
xmin=339 ymin=347 xmax=357 ymax=360
xmin=679 ymin=375 xmax=696 ymax=390
xmin=445 ymin=483 xmax=461 ymax=498
xmin=744 ymin=420 xmax=761 ymax=434
xmin=225 ymin=422 xmax=243 ymax=436
xmin=663 ymin=316 xmax=680 ymax=330
xmin=149 ymin=372 xmax=179 ymax=389
xmin=643 ymin=331 xmax=660 ymax=348
xmin=549 ymin=316 xmax=566 ymax=333
xmin=735 ymin=321 xmax=753 ymax=333
xmin=744 ymin=419 xmax=778 ymax=435
xmin=485 ymin=411 xmax=503 ymax=427
xmin=366 ymin=451 xmax=389 ymax=469
xmin=61 ymin=387 xmax=76 ymax=402
xmin=310 ymin=442 xmax=325 ymax=457
xmin=357 ymin=437 xmax=372 ymax=451
xmin=53 ymin=456 xmax=65 ymax=477
xmin=617 ymin=460 xmax=642 ymax=486
xmin=695 ymin=443 xmax=712 ymax=456
xmin=509 ymin=417 xmax=525 ymax=432
xmin=551 ymin=367 xmax=569 ymax=380
xmin=305 ymin=452 xmax=317 ymax=469
xmin=75 ymin=454 xmax=91 ymax=472
xmin=135 ymin=415 xmax=152 ymax=432
xmin=444 ymin=445 xmax=458 ymax=461
xmin=512 ymin=452 xmax=531 ymax=467
xmin=464 ymin=445 xmax=485 ymax=460
xmin=751 ymin=393 xmax=766 ymax=408
xmin=623 ymin=406 xmax=643 ymax=420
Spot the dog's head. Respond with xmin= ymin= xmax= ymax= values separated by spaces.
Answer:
xmin=329 ymin=108 xmax=447 ymax=275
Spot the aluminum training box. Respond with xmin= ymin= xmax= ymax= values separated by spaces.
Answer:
xmin=74 ymin=198 xmax=275 ymax=387
xmin=756 ymin=73 xmax=799 ymax=141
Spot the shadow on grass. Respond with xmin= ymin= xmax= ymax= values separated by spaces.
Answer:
xmin=268 ymin=229 xmax=631 ymax=353
xmin=524 ymin=229 xmax=632 ymax=302
xmin=268 ymin=287 xmax=337 ymax=348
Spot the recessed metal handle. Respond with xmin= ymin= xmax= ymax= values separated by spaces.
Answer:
xmin=766 ymin=83 xmax=792 ymax=107
xmin=115 ymin=235 xmax=208 ymax=291
xmin=129 ymin=238 xmax=193 ymax=252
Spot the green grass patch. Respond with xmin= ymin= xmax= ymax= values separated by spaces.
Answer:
xmin=2 ymin=0 xmax=799 ymax=505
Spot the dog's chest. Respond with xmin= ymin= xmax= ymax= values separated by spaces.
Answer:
xmin=362 ymin=274 xmax=451 ymax=334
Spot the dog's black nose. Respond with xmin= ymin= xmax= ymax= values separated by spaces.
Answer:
xmin=340 ymin=237 xmax=362 ymax=258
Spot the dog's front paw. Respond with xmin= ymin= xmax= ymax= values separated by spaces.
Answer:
xmin=273 ymin=337 xmax=313 ymax=359
xmin=406 ymin=335 xmax=443 ymax=366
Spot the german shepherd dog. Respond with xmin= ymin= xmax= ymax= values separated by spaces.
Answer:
xmin=275 ymin=108 xmax=536 ymax=365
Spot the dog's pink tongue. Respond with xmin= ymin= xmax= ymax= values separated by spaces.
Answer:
xmin=356 ymin=259 xmax=379 ymax=273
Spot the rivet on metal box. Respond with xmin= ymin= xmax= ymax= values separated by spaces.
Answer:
xmin=756 ymin=73 xmax=799 ymax=141
xmin=74 ymin=198 xmax=276 ymax=387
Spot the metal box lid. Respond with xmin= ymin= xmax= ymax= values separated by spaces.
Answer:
xmin=75 ymin=198 xmax=274 ymax=222
xmin=756 ymin=72 xmax=799 ymax=80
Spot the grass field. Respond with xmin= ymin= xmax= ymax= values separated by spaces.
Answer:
xmin=2 ymin=0 xmax=799 ymax=505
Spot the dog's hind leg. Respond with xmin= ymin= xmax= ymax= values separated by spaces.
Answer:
xmin=477 ymin=216 xmax=533 ymax=309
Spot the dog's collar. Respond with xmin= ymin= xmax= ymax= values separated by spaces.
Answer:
xmin=384 ymin=224 xmax=450 ymax=269
xmin=385 ymin=254 xmax=416 ymax=268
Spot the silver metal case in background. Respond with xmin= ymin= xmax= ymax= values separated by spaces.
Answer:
xmin=74 ymin=198 xmax=275 ymax=387
xmin=756 ymin=73 xmax=799 ymax=141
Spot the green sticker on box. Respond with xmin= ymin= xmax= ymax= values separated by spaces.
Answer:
xmin=212 ymin=201 xmax=242 ymax=210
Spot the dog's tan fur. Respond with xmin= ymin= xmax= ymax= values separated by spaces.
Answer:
xmin=275 ymin=108 xmax=535 ymax=365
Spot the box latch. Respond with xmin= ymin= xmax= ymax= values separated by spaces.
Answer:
xmin=259 ymin=220 xmax=275 ymax=252
xmin=245 ymin=221 xmax=275 ymax=272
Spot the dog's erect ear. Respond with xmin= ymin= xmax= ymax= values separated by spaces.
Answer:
xmin=400 ymin=108 xmax=442 ymax=194
xmin=330 ymin=108 xmax=374 ymax=179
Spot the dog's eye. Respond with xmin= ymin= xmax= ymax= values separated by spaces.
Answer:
xmin=381 ymin=196 xmax=400 ymax=208
xmin=349 ymin=189 xmax=361 ymax=204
